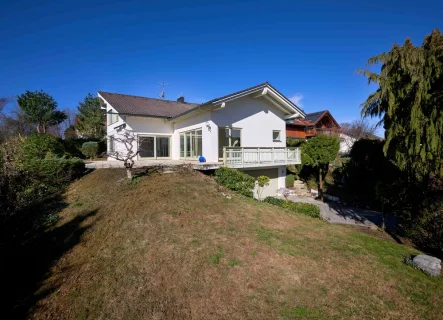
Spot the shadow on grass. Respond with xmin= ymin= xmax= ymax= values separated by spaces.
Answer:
xmin=0 ymin=195 xmax=98 ymax=319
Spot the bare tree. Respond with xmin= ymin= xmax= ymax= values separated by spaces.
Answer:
xmin=341 ymin=119 xmax=378 ymax=140
xmin=53 ymin=108 xmax=77 ymax=138
xmin=107 ymin=130 xmax=139 ymax=179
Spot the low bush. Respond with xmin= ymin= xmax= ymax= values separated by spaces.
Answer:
xmin=263 ymin=197 xmax=285 ymax=206
xmin=285 ymin=174 xmax=295 ymax=188
xmin=215 ymin=167 xmax=255 ymax=197
xmin=63 ymin=138 xmax=107 ymax=158
xmin=81 ymin=141 xmax=99 ymax=159
xmin=263 ymin=196 xmax=321 ymax=219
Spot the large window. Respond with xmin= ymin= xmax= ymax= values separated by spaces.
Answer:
xmin=179 ymin=129 xmax=202 ymax=159
xmin=138 ymin=136 xmax=170 ymax=158
xmin=218 ymin=127 xmax=241 ymax=158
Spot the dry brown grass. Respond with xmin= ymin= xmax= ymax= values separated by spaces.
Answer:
xmin=29 ymin=169 xmax=443 ymax=320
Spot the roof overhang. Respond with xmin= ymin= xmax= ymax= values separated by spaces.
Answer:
xmin=169 ymin=83 xmax=305 ymax=122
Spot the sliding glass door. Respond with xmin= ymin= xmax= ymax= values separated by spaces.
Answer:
xmin=139 ymin=136 xmax=170 ymax=159
xmin=179 ymin=129 xmax=202 ymax=159
xmin=218 ymin=127 xmax=241 ymax=159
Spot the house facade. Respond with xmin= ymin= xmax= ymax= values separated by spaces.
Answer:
xmin=99 ymin=82 xmax=304 ymax=197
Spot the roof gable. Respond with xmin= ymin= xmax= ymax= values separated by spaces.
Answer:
xmin=286 ymin=110 xmax=340 ymax=128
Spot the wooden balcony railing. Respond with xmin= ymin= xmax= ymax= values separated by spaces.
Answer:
xmin=223 ymin=147 xmax=301 ymax=168
xmin=305 ymin=127 xmax=341 ymax=137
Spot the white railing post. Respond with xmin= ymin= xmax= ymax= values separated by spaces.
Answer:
xmin=223 ymin=147 xmax=227 ymax=165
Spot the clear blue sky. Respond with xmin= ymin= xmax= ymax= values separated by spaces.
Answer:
xmin=1 ymin=0 xmax=442 ymax=133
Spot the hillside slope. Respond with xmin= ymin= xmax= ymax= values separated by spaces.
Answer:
xmin=30 ymin=169 xmax=442 ymax=319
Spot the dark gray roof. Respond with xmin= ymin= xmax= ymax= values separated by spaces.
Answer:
xmin=304 ymin=110 xmax=327 ymax=124
xmin=98 ymin=91 xmax=199 ymax=118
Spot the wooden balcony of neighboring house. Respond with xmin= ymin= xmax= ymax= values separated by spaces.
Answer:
xmin=223 ymin=147 xmax=301 ymax=168
xmin=305 ymin=127 xmax=341 ymax=137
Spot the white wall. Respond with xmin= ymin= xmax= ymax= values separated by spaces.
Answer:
xmin=211 ymin=96 xmax=287 ymax=158
xmin=339 ymin=133 xmax=356 ymax=155
xmin=171 ymin=111 xmax=219 ymax=161
xmin=126 ymin=116 xmax=173 ymax=134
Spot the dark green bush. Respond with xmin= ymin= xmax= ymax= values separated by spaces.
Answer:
xmin=80 ymin=141 xmax=99 ymax=159
xmin=63 ymin=138 xmax=106 ymax=158
xmin=215 ymin=167 xmax=255 ymax=197
xmin=20 ymin=133 xmax=65 ymax=162
xmin=263 ymin=196 xmax=285 ymax=206
xmin=285 ymin=174 xmax=295 ymax=188
xmin=263 ymin=196 xmax=321 ymax=219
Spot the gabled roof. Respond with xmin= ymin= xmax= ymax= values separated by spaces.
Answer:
xmin=99 ymin=82 xmax=305 ymax=120
xmin=286 ymin=110 xmax=340 ymax=128
xmin=98 ymin=91 xmax=198 ymax=118
xmin=169 ymin=82 xmax=305 ymax=121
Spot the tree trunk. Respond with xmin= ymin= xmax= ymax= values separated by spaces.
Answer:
xmin=318 ymin=167 xmax=323 ymax=200
xmin=126 ymin=167 xmax=132 ymax=179
xmin=125 ymin=161 xmax=133 ymax=179
xmin=36 ymin=124 xmax=40 ymax=133
xmin=381 ymin=204 xmax=386 ymax=231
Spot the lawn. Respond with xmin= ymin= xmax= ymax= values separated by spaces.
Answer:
xmin=29 ymin=169 xmax=442 ymax=319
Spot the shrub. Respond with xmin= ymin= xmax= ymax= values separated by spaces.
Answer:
xmin=257 ymin=175 xmax=270 ymax=200
xmin=286 ymin=174 xmax=295 ymax=188
xmin=81 ymin=141 xmax=99 ymax=159
xmin=215 ymin=167 xmax=255 ymax=197
xmin=20 ymin=133 xmax=65 ymax=162
xmin=263 ymin=196 xmax=321 ymax=219
xmin=263 ymin=196 xmax=285 ymax=206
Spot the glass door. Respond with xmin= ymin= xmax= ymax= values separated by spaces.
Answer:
xmin=179 ymin=129 xmax=203 ymax=159
xmin=139 ymin=136 xmax=155 ymax=158
xmin=156 ymin=137 xmax=170 ymax=158
xmin=139 ymin=136 xmax=170 ymax=159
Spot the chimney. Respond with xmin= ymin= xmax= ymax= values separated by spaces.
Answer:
xmin=177 ymin=96 xmax=185 ymax=103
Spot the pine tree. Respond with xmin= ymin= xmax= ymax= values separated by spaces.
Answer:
xmin=302 ymin=134 xmax=340 ymax=199
xmin=359 ymin=29 xmax=443 ymax=179
xmin=76 ymin=93 xmax=105 ymax=139
xmin=17 ymin=90 xmax=66 ymax=133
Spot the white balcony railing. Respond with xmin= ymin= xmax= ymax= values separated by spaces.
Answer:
xmin=223 ymin=147 xmax=301 ymax=168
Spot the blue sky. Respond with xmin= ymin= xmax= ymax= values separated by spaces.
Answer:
xmin=1 ymin=0 xmax=442 ymax=134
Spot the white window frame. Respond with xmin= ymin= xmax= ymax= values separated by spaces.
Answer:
xmin=138 ymin=135 xmax=172 ymax=159
xmin=179 ymin=128 xmax=203 ymax=160
xmin=108 ymin=111 xmax=119 ymax=126
xmin=273 ymin=130 xmax=281 ymax=142
xmin=219 ymin=127 xmax=242 ymax=160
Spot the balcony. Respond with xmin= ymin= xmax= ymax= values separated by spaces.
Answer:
xmin=223 ymin=147 xmax=301 ymax=168
xmin=305 ymin=127 xmax=341 ymax=137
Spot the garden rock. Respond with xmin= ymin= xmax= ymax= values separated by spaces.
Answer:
xmin=412 ymin=255 xmax=441 ymax=277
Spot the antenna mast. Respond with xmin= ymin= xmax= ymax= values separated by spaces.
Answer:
xmin=158 ymin=81 xmax=168 ymax=99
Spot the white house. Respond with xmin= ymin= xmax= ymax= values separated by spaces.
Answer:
xmin=98 ymin=82 xmax=305 ymax=197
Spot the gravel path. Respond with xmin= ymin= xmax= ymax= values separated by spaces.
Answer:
xmin=287 ymin=195 xmax=397 ymax=229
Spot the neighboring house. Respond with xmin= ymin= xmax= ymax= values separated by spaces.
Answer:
xmin=286 ymin=110 xmax=354 ymax=154
xmin=98 ymin=82 xmax=304 ymax=197
xmin=286 ymin=110 xmax=341 ymax=139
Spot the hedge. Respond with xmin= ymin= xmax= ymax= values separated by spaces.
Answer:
xmin=263 ymin=196 xmax=321 ymax=219
xmin=215 ymin=167 xmax=255 ymax=197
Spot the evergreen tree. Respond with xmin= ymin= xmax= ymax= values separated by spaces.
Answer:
xmin=359 ymin=29 xmax=443 ymax=179
xmin=76 ymin=93 xmax=105 ymax=139
xmin=17 ymin=90 xmax=66 ymax=133
xmin=302 ymin=134 xmax=340 ymax=199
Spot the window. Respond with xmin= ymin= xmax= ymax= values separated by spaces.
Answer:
xmin=108 ymin=111 xmax=119 ymax=125
xmin=138 ymin=136 xmax=171 ymax=158
xmin=109 ymin=136 xmax=115 ymax=153
xmin=179 ymin=129 xmax=202 ymax=159
xmin=218 ymin=127 xmax=241 ymax=158
xmin=273 ymin=130 xmax=281 ymax=142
